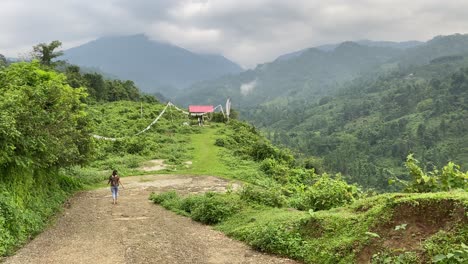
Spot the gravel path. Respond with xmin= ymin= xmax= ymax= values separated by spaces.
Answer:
xmin=3 ymin=175 xmax=298 ymax=264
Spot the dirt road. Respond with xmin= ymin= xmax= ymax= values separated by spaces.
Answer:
xmin=3 ymin=175 xmax=298 ymax=264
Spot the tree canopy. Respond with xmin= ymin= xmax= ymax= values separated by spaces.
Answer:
xmin=0 ymin=61 xmax=92 ymax=168
xmin=32 ymin=40 xmax=64 ymax=67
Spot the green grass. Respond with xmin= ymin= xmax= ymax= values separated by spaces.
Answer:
xmin=176 ymin=126 xmax=229 ymax=176
xmin=170 ymin=125 xmax=268 ymax=185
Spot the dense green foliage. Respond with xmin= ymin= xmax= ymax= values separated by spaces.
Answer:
xmin=151 ymin=191 xmax=243 ymax=225
xmin=255 ymin=61 xmax=468 ymax=190
xmin=149 ymin=111 xmax=467 ymax=263
xmin=0 ymin=168 xmax=81 ymax=255
xmin=393 ymin=154 xmax=468 ymax=193
xmin=62 ymin=64 xmax=154 ymax=103
xmin=0 ymin=61 xmax=92 ymax=168
xmin=83 ymin=100 xmax=193 ymax=179
xmin=0 ymin=61 xmax=91 ymax=255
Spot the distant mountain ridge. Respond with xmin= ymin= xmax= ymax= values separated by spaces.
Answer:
xmin=174 ymin=40 xmax=404 ymax=107
xmin=276 ymin=39 xmax=423 ymax=61
xmin=63 ymin=34 xmax=243 ymax=94
xmin=174 ymin=34 xmax=468 ymax=108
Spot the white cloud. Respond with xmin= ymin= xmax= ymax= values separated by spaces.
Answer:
xmin=240 ymin=79 xmax=257 ymax=96
xmin=1 ymin=0 xmax=468 ymax=67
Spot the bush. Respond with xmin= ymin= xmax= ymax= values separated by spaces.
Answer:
xmin=0 ymin=168 xmax=73 ymax=256
xmin=179 ymin=195 xmax=204 ymax=214
xmin=124 ymin=138 xmax=147 ymax=154
xmin=190 ymin=193 xmax=243 ymax=224
xmin=394 ymin=154 xmax=468 ymax=193
xmin=294 ymin=176 xmax=359 ymax=211
xmin=150 ymin=190 xmax=178 ymax=204
xmin=248 ymin=222 xmax=305 ymax=259
xmin=214 ymin=138 xmax=226 ymax=147
xmin=240 ymin=185 xmax=287 ymax=207
xmin=260 ymin=158 xmax=289 ymax=181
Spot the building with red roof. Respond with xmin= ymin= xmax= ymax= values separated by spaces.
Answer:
xmin=188 ymin=105 xmax=214 ymax=116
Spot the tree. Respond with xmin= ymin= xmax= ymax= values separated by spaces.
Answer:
xmin=83 ymin=73 xmax=107 ymax=101
xmin=65 ymin=65 xmax=83 ymax=88
xmin=0 ymin=61 xmax=92 ymax=168
xmin=0 ymin=54 xmax=7 ymax=67
xmin=32 ymin=40 xmax=64 ymax=67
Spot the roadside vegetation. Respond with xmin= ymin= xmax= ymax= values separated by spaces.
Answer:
xmin=151 ymin=121 xmax=468 ymax=263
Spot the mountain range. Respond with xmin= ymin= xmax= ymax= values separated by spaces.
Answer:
xmin=275 ymin=39 xmax=423 ymax=61
xmin=173 ymin=34 xmax=468 ymax=108
xmin=63 ymin=34 xmax=243 ymax=95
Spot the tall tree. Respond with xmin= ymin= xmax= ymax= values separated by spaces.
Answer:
xmin=32 ymin=40 xmax=64 ymax=67
xmin=0 ymin=54 xmax=7 ymax=67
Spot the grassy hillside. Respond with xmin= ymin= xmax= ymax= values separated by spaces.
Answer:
xmin=149 ymin=119 xmax=468 ymax=263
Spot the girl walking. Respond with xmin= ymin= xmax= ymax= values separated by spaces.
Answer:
xmin=108 ymin=170 xmax=124 ymax=204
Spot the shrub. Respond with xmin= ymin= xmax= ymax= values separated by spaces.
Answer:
xmin=190 ymin=193 xmax=243 ymax=224
xmin=125 ymin=138 xmax=147 ymax=154
xmin=240 ymin=185 xmax=287 ymax=207
xmin=250 ymin=141 xmax=278 ymax=161
xmin=150 ymin=190 xmax=178 ymax=204
xmin=371 ymin=251 xmax=420 ymax=264
xmin=393 ymin=154 xmax=468 ymax=193
xmin=179 ymin=195 xmax=204 ymax=214
xmin=214 ymin=138 xmax=226 ymax=147
xmin=260 ymin=158 xmax=289 ymax=181
xmin=248 ymin=222 xmax=305 ymax=259
xmin=0 ymin=168 xmax=73 ymax=256
xmin=294 ymin=176 xmax=359 ymax=211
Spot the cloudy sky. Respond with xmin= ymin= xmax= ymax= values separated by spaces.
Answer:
xmin=1 ymin=0 xmax=468 ymax=68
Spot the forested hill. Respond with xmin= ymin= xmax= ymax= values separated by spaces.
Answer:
xmin=63 ymin=34 xmax=243 ymax=94
xmin=174 ymin=42 xmax=402 ymax=107
xmin=275 ymin=39 xmax=423 ymax=61
xmin=247 ymin=56 xmax=468 ymax=190
xmin=174 ymin=34 xmax=468 ymax=109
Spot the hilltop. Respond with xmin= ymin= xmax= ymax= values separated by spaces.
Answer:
xmin=63 ymin=34 xmax=243 ymax=94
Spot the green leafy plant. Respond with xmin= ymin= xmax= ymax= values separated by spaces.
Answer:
xmin=294 ymin=175 xmax=360 ymax=211
xmin=372 ymin=251 xmax=419 ymax=264
xmin=396 ymin=154 xmax=468 ymax=193
xmin=395 ymin=223 xmax=408 ymax=231
xmin=190 ymin=193 xmax=243 ymax=224
xmin=240 ymin=185 xmax=287 ymax=207
xmin=432 ymin=243 xmax=468 ymax=263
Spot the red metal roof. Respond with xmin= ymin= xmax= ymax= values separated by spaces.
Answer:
xmin=189 ymin=105 xmax=214 ymax=113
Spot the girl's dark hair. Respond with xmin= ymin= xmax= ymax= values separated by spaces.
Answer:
xmin=112 ymin=170 xmax=118 ymax=176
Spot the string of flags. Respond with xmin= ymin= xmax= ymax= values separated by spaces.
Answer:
xmin=92 ymin=100 xmax=229 ymax=141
